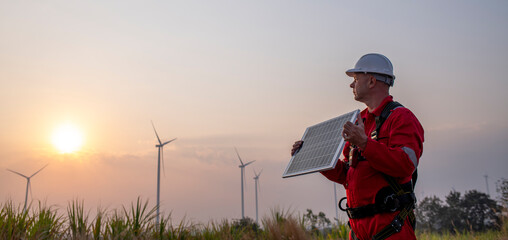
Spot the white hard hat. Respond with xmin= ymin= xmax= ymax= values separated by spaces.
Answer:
xmin=346 ymin=53 xmax=395 ymax=86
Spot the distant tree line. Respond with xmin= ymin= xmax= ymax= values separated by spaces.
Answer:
xmin=303 ymin=209 xmax=332 ymax=233
xmin=416 ymin=178 xmax=508 ymax=233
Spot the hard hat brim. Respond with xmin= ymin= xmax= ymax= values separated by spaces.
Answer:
xmin=345 ymin=69 xmax=395 ymax=80
xmin=345 ymin=69 xmax=366 ymax=77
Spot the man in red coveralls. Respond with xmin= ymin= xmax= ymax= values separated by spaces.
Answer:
xmin=292 ymin=53 xmax=424 ymax=240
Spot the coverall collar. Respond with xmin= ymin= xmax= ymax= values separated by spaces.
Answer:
xmin=369 ymin=95 xmax=394 ymax=116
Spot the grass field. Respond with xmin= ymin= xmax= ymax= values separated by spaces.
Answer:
xmin=1 ymin=198 xmax=506 ymax=239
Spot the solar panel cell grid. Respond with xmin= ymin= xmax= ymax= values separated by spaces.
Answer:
xmin=282 ymin=110 xmax=360 ymax=178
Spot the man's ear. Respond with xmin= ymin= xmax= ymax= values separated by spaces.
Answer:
xmin=367 ymin=75 xmax=377 ymax=88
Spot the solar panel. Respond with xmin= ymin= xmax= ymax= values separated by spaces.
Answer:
xmin=282 ymin=109 xmax=360 ymax=178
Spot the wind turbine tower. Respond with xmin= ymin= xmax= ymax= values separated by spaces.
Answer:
xmin=235 ymin=147 xmax=255 ymax=219
xmin=151 ymin=121 xmax=176 ymax=227
xmin=484 ymin=174 xmax=490 ymax=196
xmin=253 ymin=169 xmax=262 ymax=224
xmin=7 ymin=164 xmax=48 ymax=212
xmin=334 ymin=183 xmax=340 ymax=224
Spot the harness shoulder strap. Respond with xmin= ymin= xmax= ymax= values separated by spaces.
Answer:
xmin=372 ymin=101 xmax=419 ymax=240
xmin=373 ymin=101 xmax=418 ymax=189
xmin=372 ymin=101 xmax=403 ymax=140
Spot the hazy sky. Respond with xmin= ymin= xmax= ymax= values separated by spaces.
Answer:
xmin=1 ymin=1 xmax=508 ymax=224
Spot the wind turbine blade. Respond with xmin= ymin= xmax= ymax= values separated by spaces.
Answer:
xmin=30 ymin=164 xmax=49 ymax=178
xmin=244 ymin=160 xmax=255 ymax=167
xmin=253 ymin=168 xmax=263 ymax=178
xmin=162 ymin=138 xmax=177 ymax=146
xmin=234 ymin=147 xmax=244 ymax=165
xmin=7 ymin=169 xmax=28 ymax=178
xmin=151 ymin=121 xmax=162 ymax=145
xmin=253 ymin=169 xmax=261 ymax=192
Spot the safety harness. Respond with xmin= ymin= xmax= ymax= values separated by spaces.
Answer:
xmin=340 ymin=101 xmax=417 ymax=240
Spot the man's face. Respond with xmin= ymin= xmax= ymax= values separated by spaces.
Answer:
xmin=350 ymin=73 xmax=371 ymax=102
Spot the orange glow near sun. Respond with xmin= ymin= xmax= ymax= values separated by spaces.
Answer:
xmin=52 ymin=124 xmax=84 ymax=153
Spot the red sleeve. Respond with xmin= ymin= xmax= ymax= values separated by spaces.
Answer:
xmin=320 ymin=142 xmax=350 ymax=184
xmin=361 ymin=108 xmax=424 ymax=178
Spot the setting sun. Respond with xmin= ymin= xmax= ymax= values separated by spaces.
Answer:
xmin=51 ymin=124 xmax=83 ymax=153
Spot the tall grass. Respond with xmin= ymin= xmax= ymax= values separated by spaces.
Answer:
xmin=0 ymin=198 xmax=506 ymax=239
xmin=0 ymin=201 xmax=64 ymax=239
xmin=262 ymin=207 xmax=309 ymax=240
xmin=67 ymin=199 xmax=88 ymax=238
xmin=0 ymin=201 xmax=30 ymax=239
xmin=416 ymin=217 xmax=508 ymax=240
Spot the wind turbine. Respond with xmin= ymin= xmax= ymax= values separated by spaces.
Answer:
xmin=7 ymin=164 xmax=48 ymax=212
xmin=151 ymin=121 xmax=176 ymax=227
xmin=253 ymin=169 xmax=262 ymax=225
xmin=235 ymin=147 xmax=254 ymax=219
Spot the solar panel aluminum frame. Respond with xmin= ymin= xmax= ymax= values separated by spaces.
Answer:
xmin=282 ymin=109 xmax=360 ymax=178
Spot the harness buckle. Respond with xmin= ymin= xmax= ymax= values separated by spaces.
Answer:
xmin=390 ymin=216 xmax=403 ymax=233
xmin=383 ymin=194 xmax=400 ymax=212
xmin=346 ymin=208 xmax=354 ymax=219
xmin=370 ymin=130 xmax=378 ymax=140
xmin=339 ymin=197 xmax=348 ymax=211
xmin=339 ymin=197 xmax=355 ymax=219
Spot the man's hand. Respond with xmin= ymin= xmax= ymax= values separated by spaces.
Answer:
xmin=291 ymin=140 xmax=303 ymax=156
xmin=342 ymin=114 xmax=368 ymax=149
